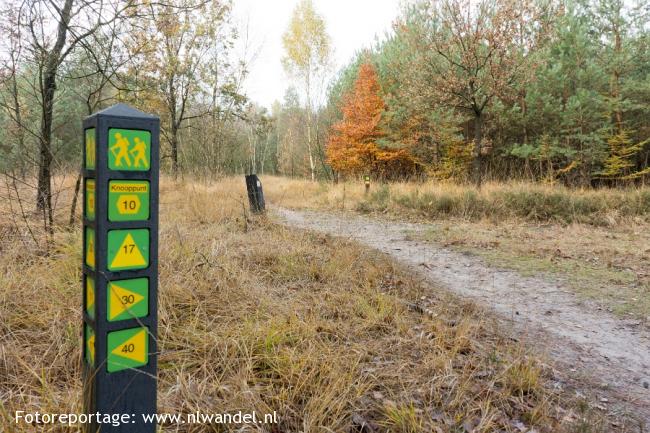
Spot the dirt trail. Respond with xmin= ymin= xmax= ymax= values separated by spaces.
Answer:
xmin=275 ymin=208 xmax=650 ymax=425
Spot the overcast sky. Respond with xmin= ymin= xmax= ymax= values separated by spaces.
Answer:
xmin=232 ymin=0 xmax=402 ymax=109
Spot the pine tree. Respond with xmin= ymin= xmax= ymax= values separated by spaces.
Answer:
xmin=600 ymin=129 xmax=650 ymax=180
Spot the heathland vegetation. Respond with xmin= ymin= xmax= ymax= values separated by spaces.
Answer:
xmin=0 ymin=177 xmax=634 ymax=432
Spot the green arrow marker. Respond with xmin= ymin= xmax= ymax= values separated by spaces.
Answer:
xmin=107 ymin=327 xmax=149 ymax=373
xmin=86 ymin=278 xmax=95 ymax=319
xmin=85 ymin=325 xmax=95 ymax=366
xmin=107 ymin=278 xmax=149 ymax=322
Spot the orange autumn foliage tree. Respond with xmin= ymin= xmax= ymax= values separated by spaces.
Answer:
xmin=327 ymin=63 xmax=415 ymax=177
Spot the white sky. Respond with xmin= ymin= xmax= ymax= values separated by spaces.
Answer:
xmin=232 ymin=0 xmax=402 ymax=109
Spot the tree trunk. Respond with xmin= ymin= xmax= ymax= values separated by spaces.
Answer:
xmin=171 ymin=123 xmax=179 ymax=178
xmin=36 ymin=70 xmax=56 ymax=234
xmin=35 ymin=0 xmax=74 ymax=233
xmin=472 ymin=112 xmax=484 ymax=188
xmin=612 ymin=16 xmax=623 ymax=132
xmin=520 ymin=91 xmax=529 ymax=146
xmin=314 ymin=121 xmax=332 ymax=181
xmin=10 ymin=69 xmax=27 ymax=179
xmin=305 ymin=73 xmax=316 ymax=182
xmin=306 ymin=109 xmax=316 ymax=181
xmin=168 ymin=72 xmax=179 ymax=178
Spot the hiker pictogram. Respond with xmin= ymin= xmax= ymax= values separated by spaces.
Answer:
xmin=85 ymin=128 xmax=96 ymax=169
xmin=131 ymin=137 xmax=149 ymax=168
xmin=110 ymin=132 xmax=132 ymax=168
xmin=108 ymin=128 xmax=151 ymax=171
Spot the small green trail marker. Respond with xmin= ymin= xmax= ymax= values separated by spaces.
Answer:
xmin=82 ymin=104 xmax=159 ymax=433
xmin=108 ymin=128 xmax=151 ymax=171
xmin=107 ymin=326 xmax=149 ymax=372
xmin=85 ymin=228 xmax=95 ymax=269
xmin=85 ymin=179 xmax=95 ymax=221
xmin=86 ymin=278 xmax=95 ymax=319
xmin=108 ymin=180 xmax=150 ymax=221
xmin=85 ymin=128 xmax=96 ymax=170
xmin=85 ymin=325 xmax=95 ymax=366
xmin=107 ymin=278 xmax=149 ymax=322
xmin=107 ymin=228 xmax=150 ymax=271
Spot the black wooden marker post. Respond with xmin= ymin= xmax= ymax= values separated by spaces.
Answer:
xmin=82 ymin=104 xmax=159 ymax=433
xmin=245 ymin=174 xmax=266 ymax=213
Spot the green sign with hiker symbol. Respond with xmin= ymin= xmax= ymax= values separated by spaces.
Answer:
xmin=108 ymin=128 xmax=151 ymax=171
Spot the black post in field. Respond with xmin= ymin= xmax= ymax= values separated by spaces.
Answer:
xmin=245 ymin=174 xmax=266 ymax=213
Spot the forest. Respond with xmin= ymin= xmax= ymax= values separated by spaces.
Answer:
xmin=327 ymin=0 xmax=650 ymax=186
xmin=0 ymin=0 xmax=649 ymax=222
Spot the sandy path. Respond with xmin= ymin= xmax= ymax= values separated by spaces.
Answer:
xmin=275 ymin=208 xmax=650 ymax=425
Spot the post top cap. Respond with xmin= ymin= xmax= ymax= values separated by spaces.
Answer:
xmin=91 ymin=103 xmax=158 ymax=119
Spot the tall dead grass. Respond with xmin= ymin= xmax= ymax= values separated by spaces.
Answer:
xmin=0 ymin=176 xmax=629 ymax=432
xmin=262 ymin=176 xmax=650 ymax=225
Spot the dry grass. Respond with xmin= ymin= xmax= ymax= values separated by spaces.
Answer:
xmin=0 ymin=175 xmax=635 ymax=432
xmin=262 ymin=176 xmax=650 ymax=226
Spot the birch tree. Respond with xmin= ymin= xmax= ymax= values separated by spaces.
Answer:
xmin=282 ymin=0 xmax=332 ymax=181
